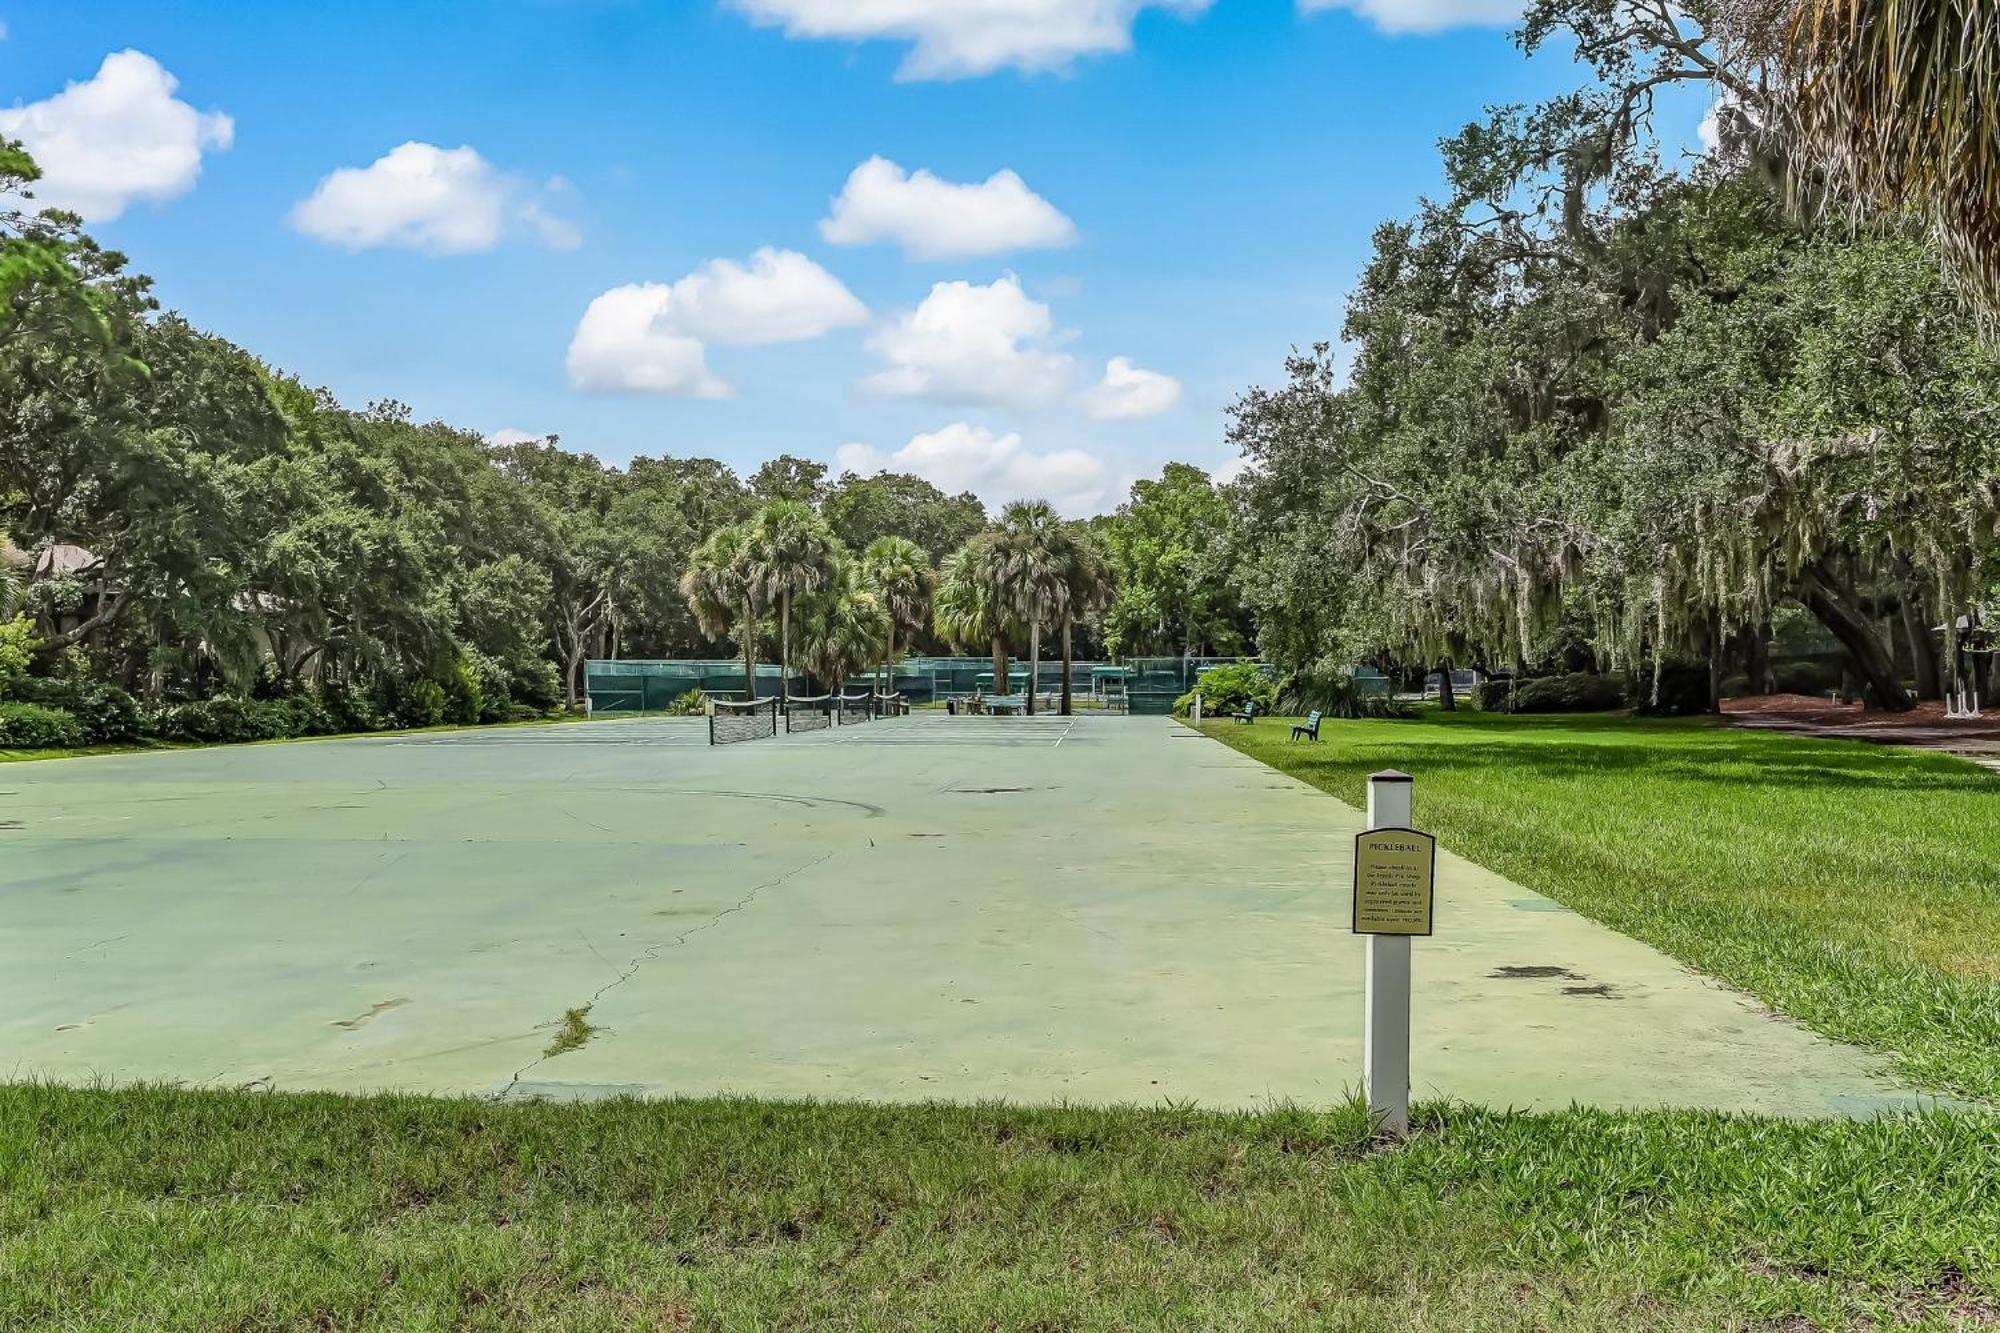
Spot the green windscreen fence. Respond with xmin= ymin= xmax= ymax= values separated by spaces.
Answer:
xmin=585 ymin=660 xmax=782 ymax=713
xmin=585 ymin=657 xmax=1275 ymax=715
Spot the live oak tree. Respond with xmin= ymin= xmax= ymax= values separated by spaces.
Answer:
xmin=0 ymin=142 xmax=785 ymax=717
xmin=825 ymin=471 xmax=988 ymax=567
xmin=1099 ymin=463 xmax=1249 ymax=659
xmin=1223 ymin=0 xmax=1999 ymax=709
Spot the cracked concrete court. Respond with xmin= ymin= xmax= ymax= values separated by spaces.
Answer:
xmin=0 ymin=713 xmax=1935 ymax=1114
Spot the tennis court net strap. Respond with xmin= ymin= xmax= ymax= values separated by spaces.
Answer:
xmin=786 ymin=694 xmax=836 ymax=734
xmin=709 ymin=697 xmax=778 ymax=746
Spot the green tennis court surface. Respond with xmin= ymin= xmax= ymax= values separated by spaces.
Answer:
xmin=0 ymin=715 xmax=1930 ymax=1115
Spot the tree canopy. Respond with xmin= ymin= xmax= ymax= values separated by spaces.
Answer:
xmin=1221 ymin=0 xmax=2000 ymax=709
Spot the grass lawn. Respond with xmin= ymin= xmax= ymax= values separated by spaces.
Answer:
xmin=1206 ymin=710 xmax=2000 ymax=1100
xmin=4 ymin=1085 xmax=1998 ymax=1331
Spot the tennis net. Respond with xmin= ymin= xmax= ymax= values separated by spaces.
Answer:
xmin=839 ymin=691 xmax=874 ymax=726
xmin=786 ymin=694 xmax=836 ymax=734
xmin=709 ymin=697 xmax=778 ymax=746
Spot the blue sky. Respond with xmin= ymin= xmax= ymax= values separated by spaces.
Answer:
xmin=0 ymin=0 xmax=1696 ymax=514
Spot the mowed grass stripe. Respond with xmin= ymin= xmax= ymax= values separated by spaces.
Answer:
xmin=1206 ymin=711 xmax=2000 ymax=1099
xmin=3 ymin=1085 xmax=1998 ymax=1331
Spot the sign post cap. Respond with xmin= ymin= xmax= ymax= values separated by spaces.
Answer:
xmin=1368 ymin=769 xmax=1414 ymax=783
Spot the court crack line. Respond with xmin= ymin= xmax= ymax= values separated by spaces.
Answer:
xmin=491 ymin=850 xmax=836 ymax=1101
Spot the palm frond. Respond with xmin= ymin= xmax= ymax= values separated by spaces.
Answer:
xmin=1778 ymin=0 xmax=2000 ymax=308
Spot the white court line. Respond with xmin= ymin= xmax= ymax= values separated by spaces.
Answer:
xmin=1052 ymin=722 xmax=1075 ymax=748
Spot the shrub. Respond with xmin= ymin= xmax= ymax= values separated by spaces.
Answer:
xmin=443 ymin=658 xmax=483 ymax=727
xmin=508 ymin=659 xmax=562 ymax=712
xmin=1500 ymin=672 xmax=1627 ymax=714
xmin=14 ymin=676 xmax=140 ymax=743
xmin=207 ymin=696 xmax=294 ymax=741
xmin=1275 ymin=662 xmax=1408 ymax=719
xmin=317 ymin=680 xmax=383 ymax=734
xmin=141 ymin=700 xmax=209 ymax=743
xmin=384 ymin=677 xmax=446 ymax=730
xmin=1474 ymin=677 xmax=1514 ymax=711
xmin=1631 ymin=657 xmax=1712 ymax=716
xmin=1176 ymin=662 xmax=1276 ymax=717
xmin=144 ymin=696 xmax=320 ymax=744
xmin=1772 ymin=655 xmax=1844 ymax=697
xmin=0 ymin=701 xmax=86 ymax=749
xmin=0 ymin=615 xmax=34 ymax=698
xmin=269 ymin=693 xmax=335 ymax=736
xmin=466 ymin=654 xmax=515 ymax=724
xmin=665 ymin=688 xmax=707 ymax=716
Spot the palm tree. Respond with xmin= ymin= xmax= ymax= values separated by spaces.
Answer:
xmin=797 ymin=562 xmax=889 ymax=694
xmin=1053 ymin=525 xmax=1114 ymax=717
xmin=994 ymin=501 xmax=1068 ymax=715
xmin=858 ymin=536 xmax=935 ymax=699
xmin=1770 ymin=0 xmax=2000 ymax=307
xmin=678 ymin=522 xmax=761 ymax=701
xmin=934 ymin=535 xmax=1018 ymax=703
xmin=743 ymin=500 xmax=842 ymax=704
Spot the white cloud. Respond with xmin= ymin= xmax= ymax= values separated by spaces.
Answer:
xmin=662 ymin=247 xmax=868 ymax=345
xmin=1086 ymin=356 xmax=1180 ymax=420
xmin=567 ymin=285 xmax=729 ymax=397
xmin=567 ymin=248 xmax=864 ymax=396
xmin=0 ymin=50 xmax=232 ymax=221
xmin=821 ymin=156 xmax=1075 ymax=259
xmin=1298 ymin=0 xmax=1520 ymax=35
xmin=864 ymin=275 xmax=1072 ymax=408
xmin=486 ymin=428 xmax=548 ymax=447
xmin=836 ymin=422 xmax=1112 ymax=515
xmin=291 ymin=142 xmax=579 ymax=254
xmin=1212 ymin=452 xmax=1254 ymax=485
xmin=727 ymin=0 xmax=1212 ymax=80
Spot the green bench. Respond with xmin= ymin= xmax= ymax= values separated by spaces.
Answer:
xmin=985 ymin=694 xmax=1026 ymax=716
xmin=1288 ymin=710 xmax=1322 ymax=743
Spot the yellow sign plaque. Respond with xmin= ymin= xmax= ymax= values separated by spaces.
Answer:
xmin=1352 ymin=827 xmax=1436 ymax=936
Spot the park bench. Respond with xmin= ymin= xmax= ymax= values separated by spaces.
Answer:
xmin=985 ymin=693 xmax=1026 ymax=716
xmin=1289 ymin=710 xmax=1322 ymax=743
xmin=1230 ymin=700 xmax=1261 ymax=724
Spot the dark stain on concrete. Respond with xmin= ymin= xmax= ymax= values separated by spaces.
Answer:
xmin=331 ymin=997 xmax=409 ymax=1029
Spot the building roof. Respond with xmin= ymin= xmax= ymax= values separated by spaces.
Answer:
xmin=32 ymin=544 xmax=100 ymax=578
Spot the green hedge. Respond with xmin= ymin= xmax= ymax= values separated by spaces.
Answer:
xmin=6 ymin=671 xmax=555 ymax=753
xmin=1630 ymin=658 xmax=1712 ymax=716
xmin=0 ymin=701 xmax=86 ymax=749
xmin=142 ymin=695 xmax=343 ymax=744
xmin=12 ymin=676 xmax=141 ymax=743
xmin=1482 ymin=672 xmax=1628 ymax=713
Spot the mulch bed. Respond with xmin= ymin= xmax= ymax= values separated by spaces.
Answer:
xmin=1722 ymin=693 xmax=2000 ymax=760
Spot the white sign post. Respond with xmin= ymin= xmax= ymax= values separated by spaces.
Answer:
xmin=1358 ymin=768 xmax=1428 ymax=1136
